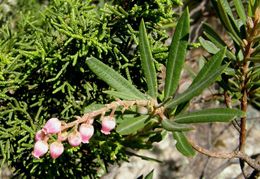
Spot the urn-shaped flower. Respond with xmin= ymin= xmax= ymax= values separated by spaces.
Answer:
xmin=32 ymin=140 xmax=48 ymax=159
xmin=79 ymin=123 xmax=94 ymax=143
xmin=68 ymin=131 xmax=82 ymax=147
xmin=101 ymin=116 xmax=116 ymax=135
xmin=50 ymin=141 xmax=64 ymax=159
xmin=43 ymin=118 xmax=61 ymax=134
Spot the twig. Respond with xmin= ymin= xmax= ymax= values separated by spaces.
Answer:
xmin=188 ymin=139 xmax=260 ymax=171
xmin=61 ymin=99 xmax=157 ymax=131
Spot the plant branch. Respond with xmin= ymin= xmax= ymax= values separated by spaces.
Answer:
xmin=188 ymin=139 xmax=260 ymax=171
xmin=61 ymin=99 xmax=157 ymax=131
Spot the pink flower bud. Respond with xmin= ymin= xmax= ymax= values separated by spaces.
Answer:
xmin=43 ymin=118 xmax=61 ymax=134
xmin=35 ymin=130 xmax=45 ymax=141
xmin=68 ymin=131 xmax=82 ymax=147
xmin=79 ymin=123 xmax=94 ymax=143
xmin=50 ymin=141 xmax=64 ymax=159
xmin=101 ymin=116 xmax=116 ymax=135
xmin=32 ymin=140 xmax=48 ymax=159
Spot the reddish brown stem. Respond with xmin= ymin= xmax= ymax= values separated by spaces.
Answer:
xmin=239 ymin=62 xmax=248 ymax=152
xmin=239 ymin=17 xmax=257 ymax=152
xmin=188 ymin=139 xmax=260 ymax=171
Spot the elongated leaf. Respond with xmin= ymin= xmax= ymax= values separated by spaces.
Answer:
xmin=165 ymin=64 xmax=228 ymax=109
xmin=173 ymin=132 xmax=195 ymax=157
xmin=161 ymin=118 xmax=194 ymax=132
xmin=86 ymin=57 xmax=146 ymax=99
xmin=103 ymin=90 xmax=140 ymax=100
xmin=127 ymin=151 xmax=162 ymax=163
xmin=234 ymin=0 xmax=246 ymax=23
xmin=144 ymin=170 xmax=154 ymax=179
xmin=202 ymin=24 xmax=236 ymax=59
xmin=139 ymin=19 xmax=157 ymax=98
xmin=247 ymin=0 xmax=260 ymax=17
xmin=83 ymin=103 xmax=105 ymax=113
xmin=116 ymin=115 xmax=152 ymax=135
xmin=212 ymin=0 xmax=242 ymax=44
xmin=199 ymin=37 xmax=220 ymax=54
xmin=202 ymin=23 xmax=226 ymax=47
xmin=174 ymin=108 xmax=244 ymax=123
xmin=191 ymin=48 xmax=226 ymax=86
xmin=164 ymin=8 xmax=190 ymax=99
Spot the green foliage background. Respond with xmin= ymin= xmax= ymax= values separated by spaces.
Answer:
xmin=0 ymin=0 xmax=180 ymax=177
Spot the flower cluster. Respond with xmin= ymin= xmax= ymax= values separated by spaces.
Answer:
xmin=32 ymin=99 xmax=156 ymax=160
xmin=32 ymin=116 xmax=116 ymax=159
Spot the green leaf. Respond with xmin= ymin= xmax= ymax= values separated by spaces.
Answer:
xmin=173 ymin=132 xmax=195 ymax=157
xmin=103 ymin=90 xmax=140 ymax=100
xmin=164 ymin=8 xmax=190 ymax=99
xmin=161 ymin=118 xmax=194 ymax=132
xmin=213 ymin=0 xmax=242 ymax=45
xmin=191 ymin=48 xmax=226 ymax=86
xmin=199 ymin=37 xmax=220 ymax=54
xmin=202 ymin=23 xmax=226 ymax=47
xmin=174 ymin=108 xmax=244 ymax=123
xmin=116 ymin=115 xmax=152 ymax=135
xmin=144 ymin=170 xmax=154 ymax=179
xmin=83 ymin=103 xmax=104 ymax=113
xmin=165 ymin=64 xmax=228 ymax=109
xmin=202 ymin=24 xmax=236 ymax=59
xmin=248 ymin=56 xmax=260 ymax=62
xmin=248 ymin=0 xmax=259 ymax=17
xmin=86 ymin=57 xmax=146 ymax=100
xmin=234 ymin=0 xmax=246 ymax=23
xmin=139 ymin=19 xmax=157 ymax=98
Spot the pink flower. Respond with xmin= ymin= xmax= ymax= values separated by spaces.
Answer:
xmin=79 ymin=123 xmax=94 ymax=143
xmin=35 ymin=130 xmax=45 ymax=141
xmin=43 ymin=118 xmax=61 ymax=134
xmin=101 ymin=116 xmax=116 ymax=135
xmin=68 ymin=131 xmax=82 ymax=147
xmin=32 ymin=140 xmax=48 ymax=159
xmin=50 ymin=141 xmax=64 ymax=159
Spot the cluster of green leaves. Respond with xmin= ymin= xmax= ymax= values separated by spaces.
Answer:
xmin=86 ymin=8 xmax=243 ymax=159
xmin=0 ymin=0 xmax=180 ymax=177
xmin=199 ymin=0 xmax=260 ymax=109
